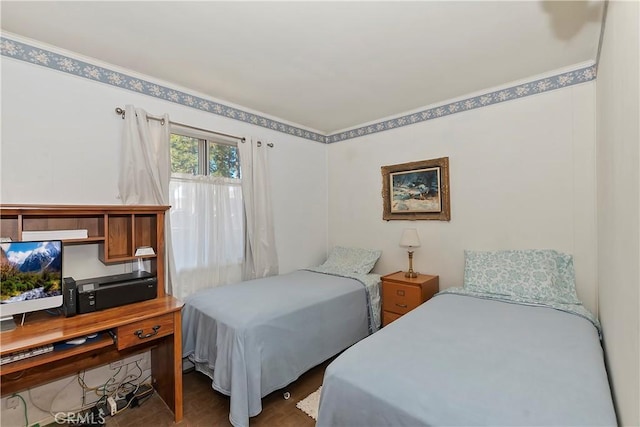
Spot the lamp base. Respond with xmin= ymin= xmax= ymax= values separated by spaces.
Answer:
xmin=405 ymin=250 xmax=418 ymax=278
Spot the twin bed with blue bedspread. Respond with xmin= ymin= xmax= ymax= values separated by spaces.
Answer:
xmin=317 ymin=249 xmax=617 ymax=426
xmin=181 ymin=247 xmax=381 ymax=427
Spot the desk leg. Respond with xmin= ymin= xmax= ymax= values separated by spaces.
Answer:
xmin=151 ymin=311 xmax=183 ymax=422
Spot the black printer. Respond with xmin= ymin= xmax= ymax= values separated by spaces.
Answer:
xmin=63 ymin=271 xmax=157 ymax=315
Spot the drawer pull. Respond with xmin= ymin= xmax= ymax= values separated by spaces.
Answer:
xmin=395 ymin=303 xmax=408 ymax=308
xmin=396 ymin=290 xmax=405 ymax=296
xmin=134 ymin=325 xmax=160 ymax=340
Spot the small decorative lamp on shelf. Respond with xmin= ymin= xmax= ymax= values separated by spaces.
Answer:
xmin=399 ymin=228 xmax=421 ymax=278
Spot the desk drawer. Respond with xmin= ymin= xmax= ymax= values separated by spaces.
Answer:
xmin=117 ymin=313 xmax=174 ymax=350
xmin=382 ymin=282 xmax=421 ymax=315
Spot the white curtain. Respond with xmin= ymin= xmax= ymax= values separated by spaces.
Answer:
xmin=118 ymin=105 xmax=170 ymax=204
xmin=169 ymin=174 xmax=243 ymax=300
xmin=238 ymin=138 xmax=279 ymax=280
xmin=118 ymin=105 xmax=177 ymax=295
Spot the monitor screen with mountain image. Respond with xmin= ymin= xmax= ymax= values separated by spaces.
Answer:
xmin=0 ymin=240 xmax=63 ymax=331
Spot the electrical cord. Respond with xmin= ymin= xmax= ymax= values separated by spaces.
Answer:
xmin=78 ymin=366 xmax=121 ymax=394
xmin=11 ymin=393 xmax=29 ymax=427
xmin=113 ymin=382 xmax=154 ymax=415
xmin=28 ymin=375 xmax=77 ymax=418
xmin=27 ymin=359 xmax=148 ymax=423
xmin=76 ymin=366 xmax=121 ymax=415
xmin=110 ymin=361 xmax=143 ymax=399
xmin=77 ymin=363 xmax=142 ymax=400
xmin=45 ymin=307 xmax=63 ymax=316
xmin=49 ymin=375 xmax=99 ymax=423
xmin=47 ymin=363 xmax=130 ymax=422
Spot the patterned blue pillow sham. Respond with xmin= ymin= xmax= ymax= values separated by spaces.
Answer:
xmin=463 ymin=249 xmax=580 ymax=304
xmin=552 ymin=251 xmax=581 ymax=304
xmin=318 ymin=246 xmax=382 ymax=275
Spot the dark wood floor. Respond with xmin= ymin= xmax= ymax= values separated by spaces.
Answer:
xmin=106 ymin=360 xmax=328 ymax=426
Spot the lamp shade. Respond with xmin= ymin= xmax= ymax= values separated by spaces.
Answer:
xmin=399 ymin=228 xmax=421 ymax=248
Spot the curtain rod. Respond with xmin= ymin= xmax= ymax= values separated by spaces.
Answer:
xmin=115 ymin=107 xmax=245 ymax=142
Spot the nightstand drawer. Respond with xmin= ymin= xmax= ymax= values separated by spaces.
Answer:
xmin=382 ymin=282 xmax=422 ymax=315
xmin=116 ymin=313 xmax=174 ymax=350
xmin=383 ymin=310 xmax=402 ymax=325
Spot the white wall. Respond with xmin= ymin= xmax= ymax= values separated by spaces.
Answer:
xmin=596 ymin=1 xmax=640 ymax=425
xmin=0 ymin=49 xmax=329 ymax=274
xmin=328 ymin=81 xmax=599 ymax=314
xmin=0 ymin=42 xmax=328 ymax=425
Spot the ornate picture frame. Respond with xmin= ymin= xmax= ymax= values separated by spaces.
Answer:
xmin=381 ymin=157 xmax=450 ymax=221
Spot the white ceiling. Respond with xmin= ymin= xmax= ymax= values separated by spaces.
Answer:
xmin=1 ymin=1 xmax=604 ymax=134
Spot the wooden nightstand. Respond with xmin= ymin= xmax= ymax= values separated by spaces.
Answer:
xmin=381 ymin=271 xmax=439 ymax=326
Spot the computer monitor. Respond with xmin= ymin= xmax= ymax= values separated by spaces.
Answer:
xmin=0 ymin=240 xmax=63 ymax=331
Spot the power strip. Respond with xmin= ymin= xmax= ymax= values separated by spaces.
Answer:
xmin=107 ymin=395 xmax=133 ymax=416
xmin=107 ymin=397 xmax=118 ymax=416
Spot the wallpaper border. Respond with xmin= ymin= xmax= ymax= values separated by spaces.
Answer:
xmin=328 ymin=64 xmax=596 ymax=143
xmin=0 ymin=37 xmax=327 ymax=143
xmin=1 ymin=36 xmax=596 ymax=144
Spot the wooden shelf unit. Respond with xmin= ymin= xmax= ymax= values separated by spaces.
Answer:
xmin=101 ymin=212 xmax=158 ymax=261
xmin=0 ymin=204 xmax=183 ymax=422
xmin=0 ymin=204 xmax=168 ymax=296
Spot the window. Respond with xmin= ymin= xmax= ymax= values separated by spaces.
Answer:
xmin=169 ymin=127 xmax=244 ymax=299
xmin=170 ymin=134 xmax=240 ymax=178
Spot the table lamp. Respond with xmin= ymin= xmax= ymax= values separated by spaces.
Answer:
xmin=399 ymin=228 xmax=421 ymax=278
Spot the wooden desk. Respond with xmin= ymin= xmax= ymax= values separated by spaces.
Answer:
xmin=0 ymin=296 xmax=184 ymax=423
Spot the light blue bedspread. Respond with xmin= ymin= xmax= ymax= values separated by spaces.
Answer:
xmin=440 ymin=286 xmax=602 ymax=333
xmin=305 ymin=266 xmax=381 ymax=333
xmin=181 ymin=270 xmax=378 ymax=427
xmin=317 ymin=293 xmax=616 ymax=426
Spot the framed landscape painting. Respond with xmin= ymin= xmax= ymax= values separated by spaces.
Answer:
xmin=381 ymin=157 xmax=450 ymax=221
